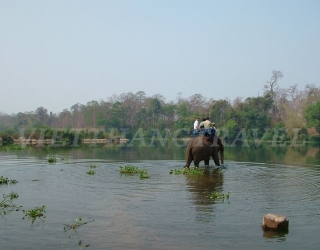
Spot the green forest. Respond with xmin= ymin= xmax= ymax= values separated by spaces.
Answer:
xmin=0 ymin=71 xmax=319 ymax=145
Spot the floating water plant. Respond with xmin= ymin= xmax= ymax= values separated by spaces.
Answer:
xmin=86 ymin=170 xmax=95 ymax=175
xmin=140 ymin=170 xmax=149 ymax=179
xmin=0 ymin=193 xmax=17 ymax=207
xmin=0 ymin=144 xmax=29 ymax=152
xmin=170 ymin=168 xmax=204 ymax=175
xmin=0 ymin=176 xmax=18 ymax=185
xmin=0 ymin=193 xmax=21 ymax=215
xmin=120 ymin=165 xmax=149 ymax=179
xmin=22 ymin=205 xmax=46 ymax=224
xmin=9 ymin=191 xmax=19 ymax=199
xmin=64 ymin=217 xmax=94 ymax=248
xmin=89 ymin=164 xmax=97 ymax=168
xmin=60 ymin=156 xmax=69 ymax=163
xmin=47 ymin=156 xmax=57 ymax=164
xmin=119 ymin=165 xmax=141 ymax=173
xmin=210 ymin=192 xmax=230 ymax=200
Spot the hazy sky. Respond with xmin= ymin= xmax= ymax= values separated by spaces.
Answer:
xmin=1 ymin=0 xmax=319 ymax=114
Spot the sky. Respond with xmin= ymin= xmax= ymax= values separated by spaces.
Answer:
xmin=0 ymin=0 xmax=319 ymax=114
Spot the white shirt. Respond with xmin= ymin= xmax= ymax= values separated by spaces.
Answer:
xmin=194 ymin=120 xmax=200 ymax=129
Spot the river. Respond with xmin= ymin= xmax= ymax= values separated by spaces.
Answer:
xmin=0 ymin=142 xmax=319 ymax=249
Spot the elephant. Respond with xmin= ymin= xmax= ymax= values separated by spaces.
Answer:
xmin=184 ymin=134 xmax=224 ymax=168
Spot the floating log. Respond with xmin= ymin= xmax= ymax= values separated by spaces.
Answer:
xmin=262 ymin=213 xmax=289 ymax=230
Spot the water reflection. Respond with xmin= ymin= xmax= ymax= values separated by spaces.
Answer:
xmin=1 ymin=145 xmax=320 ymax=250
xmin=262 ymin=228 xmax=288 ymax=242
xmin=6 ymin=141 xmax=320 ymax=166
xmin=185 ymin=167 xmax=225 ymax=222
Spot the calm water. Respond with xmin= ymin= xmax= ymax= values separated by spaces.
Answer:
xmin=0 ymin=143 xmax=320 ymax=250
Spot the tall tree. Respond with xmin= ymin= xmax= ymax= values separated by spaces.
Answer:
xmin=147 ymin=98 xmax=162 ymax=126
xmin=70 ymin=103 xmax=85 ymax=128
xmin=106 ymin=102 xmax=124 ymax=128
xmin=35 ymin=107 xmax=49 ymax=126
xmin=188 ymin=94 xmax=207 ymax=113
xmin=210 ymin=99 xmax=233 ymax=127
xmin=264 ymin=70 xmax=284 ymax=100
xmin=264 ymin=70 xmax=283 ymax=124
xmin=306 ymin=101 xmax=320 ymax=134
xmin=85 ymin=101 xmax=99 ymax=127
xmin=236 ymin=95 xmax=273 ymax=137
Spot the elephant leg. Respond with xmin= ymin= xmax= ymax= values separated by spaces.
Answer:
xmin=184 ymin=147 xmax=193 ymax=168
xmin=193 ymin=156 xmax=201 ymax=168
xmin=204 ymin=158 xmax=210 ymax=166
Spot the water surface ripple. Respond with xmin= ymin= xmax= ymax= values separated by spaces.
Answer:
xmin=0 ymin=152 xmax=319 ymax=250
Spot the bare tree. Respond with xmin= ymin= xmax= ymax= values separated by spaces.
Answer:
xmin=264 ymin=70 xmax=284 ymax=99
xmin=263 ymin=70 xmax=284 ymax=123
xmin=176 ymin=92 xmax=183 ymax=104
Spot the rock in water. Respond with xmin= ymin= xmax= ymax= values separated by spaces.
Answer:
xmin=262 ymin=213 xmax=289 ymax=230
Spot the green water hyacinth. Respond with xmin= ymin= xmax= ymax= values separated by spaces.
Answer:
xmin=60 ymin=156 xmax=69 ymax=163
xmin=64 ymin=217 xmax=94 ymax=248
xmin=0 ymin=144 xmax=29 ymax=152
xmin=120 ymin=165 xmax=149 ymax=179
xmin=170 ymin=168 xmax=204 ymax=175
xmin=140 ymin=170 xmax=149 ymax=179
xmin=0 ymin=193 xmax=21 ymax=215
xmin=0 ymin=176 xmax=18 ymax=185
xmin=0 ymin=194 xmax=16 ymax=207
xmin=119 ymin=165 xmax=141 ymax=173
xmin=86 ymin=170 xmax=95 ymax=175
xmin=9 ymin=191 xmax=19 ymax=199
xmin=47 ymin=156 xmax=57 ymax=163
xmin=22 ymin=205 xmax=46 ymax=224
xmin=210 ymin=192 xmax=230 ymax=200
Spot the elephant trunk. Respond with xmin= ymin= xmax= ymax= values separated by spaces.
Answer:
xmin=220 ymin=146 xmax=224 ymax=165
xmin=217 ymin=137 xmax=224 ymax=165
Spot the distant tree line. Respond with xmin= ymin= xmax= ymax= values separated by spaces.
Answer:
xmin=0 ymin=71 xmax=319 ymax=144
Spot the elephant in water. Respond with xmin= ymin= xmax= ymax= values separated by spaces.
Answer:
xmin=185 ymin=134 xmax=224 ymax=168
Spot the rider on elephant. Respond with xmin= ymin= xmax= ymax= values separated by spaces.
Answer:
xmin=193 ymin=117 xmax=201 ymax=136
xmin=198 ymin=117 xmax=216 ymax=138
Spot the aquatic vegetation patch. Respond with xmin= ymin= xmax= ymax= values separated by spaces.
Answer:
xmin=60 ymin=156 xmax=69 ymax=163
xmin=119 ymin=165 xmax=141 ymax=173
xmin=64 ymin=217 xmax=94 ymax=248
xmin=47 ymin=156 xmax=57 ymax=164
xmin=119 ymin=165 xmax=149 ymax=179
xmin=89 ymin=164 xmax=97 ymax=168
xmin=170 ymin=168 xmax=204 ymax=175
xmin=210 ymin=192 xmax=230 ymax=200
xmin=86 ymin=170 xmax=95 ymax=175
xmin=8 ymin=191 xmax=19 ymax=199
xmin=140 ymin=170 xmax=149 ymax=179
xmin=0 ymin=192 xmax=21 ymax=215
xmin=0 ymin=144 xmax=30 ymax=152
xmin=22 ymin=205 xmax=46 ymax=224
xmin=0 ymin=176 xmax=18 ymax=185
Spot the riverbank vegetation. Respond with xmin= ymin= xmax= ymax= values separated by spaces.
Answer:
xmin=0 ymin=72 xmax=319 ymax=145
